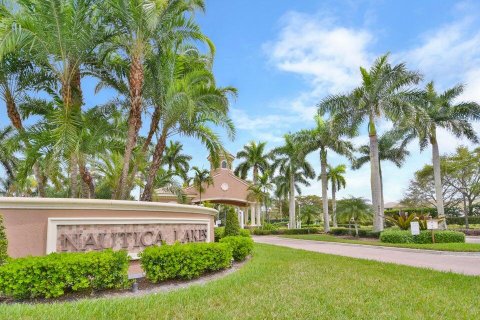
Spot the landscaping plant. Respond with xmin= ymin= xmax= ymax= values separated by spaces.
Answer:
xmin=224 ymin=207 xmax=240 ymax=236
xmin=220 ymin=236 xmax=254 ymax=261
xmin=0 ymin=215 xmax=7 ymax=265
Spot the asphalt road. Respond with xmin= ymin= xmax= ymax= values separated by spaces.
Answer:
xmin=254 ymin=236 xmax=480 ymax=276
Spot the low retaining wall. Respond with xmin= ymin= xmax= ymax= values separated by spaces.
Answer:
xmin=0 ymin=198 xmax=217 ymax=258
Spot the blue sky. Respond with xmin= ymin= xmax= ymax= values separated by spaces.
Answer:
xmin=2 ymin=0 xmax=480 ymax=202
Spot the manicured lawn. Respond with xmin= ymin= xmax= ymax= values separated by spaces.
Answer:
xmin=1 ymin=244 xmax=479 ymax=319
xmin=283 ymin=234 xmax=480 ymax=252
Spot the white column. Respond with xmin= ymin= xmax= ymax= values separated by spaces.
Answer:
xmin=251 ymin=204 xmax=256 ymax=226
xmin=243 ymin=206 xmax=248 ymax=226
xmin=256 ymin=203 xmax=261 ymax=227
xmin=239 ymin=210 xmax=244 ymax=229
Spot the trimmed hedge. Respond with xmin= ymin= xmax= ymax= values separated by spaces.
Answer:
xmin=0 ymin=215 xmax=7 ymax=265
xmin=0 ymin=250 xmax=129 ymax=299
xmin=220 ymin=236 xmax=254 ymax=261
xmin=447 ymin=216 xmax=480 ymax=225
xmin=224 ymin=207 xmax=240 ymax=237
xmin=251 ymin=227 xmax=321 ymax=235
xmin=140 ymin=242 xmax=232 ymax=283
xmin=380 ymin=230 xmax=465 ymax=244
xmin=329 ymin=227 xmax=381 ymax=239
xmin=214 ymin=227 xmax=250 ymax=242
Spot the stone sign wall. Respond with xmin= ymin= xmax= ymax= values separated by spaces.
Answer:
xmin=56 ymin=223 xmax=209 ymax=254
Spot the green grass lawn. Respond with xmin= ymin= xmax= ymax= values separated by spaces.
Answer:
xmin=282 ymin=234 xmax=480 ymax=252
xmin=1 ymin=244 xmax=479 ymax=319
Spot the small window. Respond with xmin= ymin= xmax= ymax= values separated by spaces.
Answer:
xmin=221 ymin=160 xmax=228 ymax=169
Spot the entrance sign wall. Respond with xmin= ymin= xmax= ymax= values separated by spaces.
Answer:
xmin=0 ymin=198 xmax=216 ymax=259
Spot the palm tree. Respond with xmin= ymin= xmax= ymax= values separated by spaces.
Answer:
xmin=191 ymin=166 xmax=213 ymax=203
xmin=353 ymin=130 xmax=410 ymax=213
xmin=399 ymin=82 xmax=480 ymax=223
xmin=273 ymin=170 xmax=310 ymax=221
xmin=271 ymin=134 xmax=315 ymax=228
xmin=336 ymin=197 xmax=372 ymax=237
xmin=0 ymin=126 xmax=17 ymax=181
xmin=248 ymin=171 xmax=274 ymax=224
xmin=0 ymin=0 xmax=107 ymax=197
xmin=296 ymin=116 xmax=354 ymax=232
xmin=162 ymin=141 xmax=192 ymax=181
xmin=234 ymin=141 xmax=270 ymax=183
xmin=102 ymin=0 xmax=212 ymax=199
xmin=139 ymin=47 xmax=236 ymax=201
xmin=319 ymin=54 xmax=422 ymax=232
xmin=327 ymin=164 xmax=347 ymax=228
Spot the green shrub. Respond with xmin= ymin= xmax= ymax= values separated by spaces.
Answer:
xmin=239 ymin=229 xmax=251 ymax=237
xmin=0 ymin=215 xmax=8 ymax=265
xmin=329 ymin=227 xmax=380 ymax=238
xmin=251 ymin=227 xmax=321 ymax=235
xmin=220 ymin=236 xmax=254 ymax=261
xmin=415 ymin=230 xmax=465 ymax=244
xmin=215 ymin=227 xmax=250 ymax=242
xmin=140 ymin=242 xmax=232 ymax=283
xmin=380 ymin=230 xmax=466 ymax=244
xmin=447 ymin=216 xmax=480 ymax=225
xmin=380 ymin=230 xmax=414 ymax=243
xmin=214 ymin=227 xmax=225 ymax=242
xmin=0 ymin=250 xmax=129 ymax=299
xmin=224 ymin=207 xmax=240 ymax=236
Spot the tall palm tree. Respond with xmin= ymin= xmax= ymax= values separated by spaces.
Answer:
xmin=140 ymin=47 xmax=235 ymax=201
xmin=191 ymin=166 xmax=213 ymax=203
xmin=0 ymin=0 xmax=107 ymax=196
xmin=326 ymin=164 xmax=347 ymax=228
xmin=248 ymin=171 xmax=274 ymax=224
xmin=102 ymin=0 xmax=212 ymax=199
xmin=353 ymin=130 xmax=410 ymax=212
xmin=162 ymin=141 xmax=192 ymax=181
xmin=0 ymin=126 xmax=17 ymax=181
xmin=234 ymin=141 xmax=270 ymax=183
xmin=399 ymin=82 xmax=480 ymax=223
xmin=271 ymin=134 xmax=315 ymax=228
xmin=296 ymin=116 xmax=354 ymax=232
xmin=319 ymin=54 xmax=422 ymax=232
xmin=273 ymin=170 xmax=310 ymax=221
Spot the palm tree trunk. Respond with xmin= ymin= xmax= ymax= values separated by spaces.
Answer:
xmin=79 ymin=159 xmax=95 ymax=199
xmin=5 ymin=89 xmax=46 ymax=197
xmin=70 ymin=154 xmax=79 ymax=198
xmin=117 ymin=53 xmax=144 ymax=200
xmin=320 ymin=148 xmax=330 ymax=232
xmin=369 ymin=119 xmax=383 ymax=232
xmin=379 ymin=162 xmax=384 ymax=224
xmin=141 ymin=130 xmax=167 ymax=202
xmin=332 ymin=180 xmax=337 ymax=228
xmin=289 ymin=166 xmax=296 ymax=229
xmin=430 ymin=131 xmax=446 ymax=228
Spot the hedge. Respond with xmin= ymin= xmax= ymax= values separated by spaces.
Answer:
xmin=0 ymin=250 xmax=129 ymax=299
xmin=0 ymin=215 xmax=8 ymax=265
xmin=224 ymin=207 xmax=240 ymax=236
xmin=251 ymin=227 xmax=321 ymax=235
xmin=220 ymin=236 xmax=254 ymax=261
xmin=329 ymin=227 xmax=381 ymax=238
xmin=446 ymin=216 xmax=480 ymax=225
xmin=140 ymin=242 xmax=232 ymax=283
xmin=380 ymin=230 xmax=465 ymax=244
xmin=214 ymin=227 xmax=250 ymax=242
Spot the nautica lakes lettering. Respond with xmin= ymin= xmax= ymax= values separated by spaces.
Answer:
xmin=59 ymin=227 xmax=208 ymax=252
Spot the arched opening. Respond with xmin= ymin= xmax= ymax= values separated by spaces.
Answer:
xmin=221 ymin=160 xmax=228 ymax=169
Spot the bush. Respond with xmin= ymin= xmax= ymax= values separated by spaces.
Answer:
xmin=447 ymin=216 xmax=480 ymax=225
xmin=214 ymin=227 xmax=225 ymax=242
xmin=380 ymin=230 xmax=414 ymax=243
xmin=224 ymin=207 xmax=240 ymax=237
xmin=220 ymin=236 xmax=254 ymax=261
xmin=329 ymin=227 xmax=380 ymax=238
xmin=0 ymin=250 xmax=129 ymax=299
xmin=140 ymin=242 xmax=232 ymax=283
xmin=380 ymin=230 xmax=466 ymax=244
xmin=0 ymin=215 xmax=8 ymax=265
xmin=251 ymin=227 xmax=321 ymax=235
xmin=215 ymin=227 xmax=250 ymax=242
